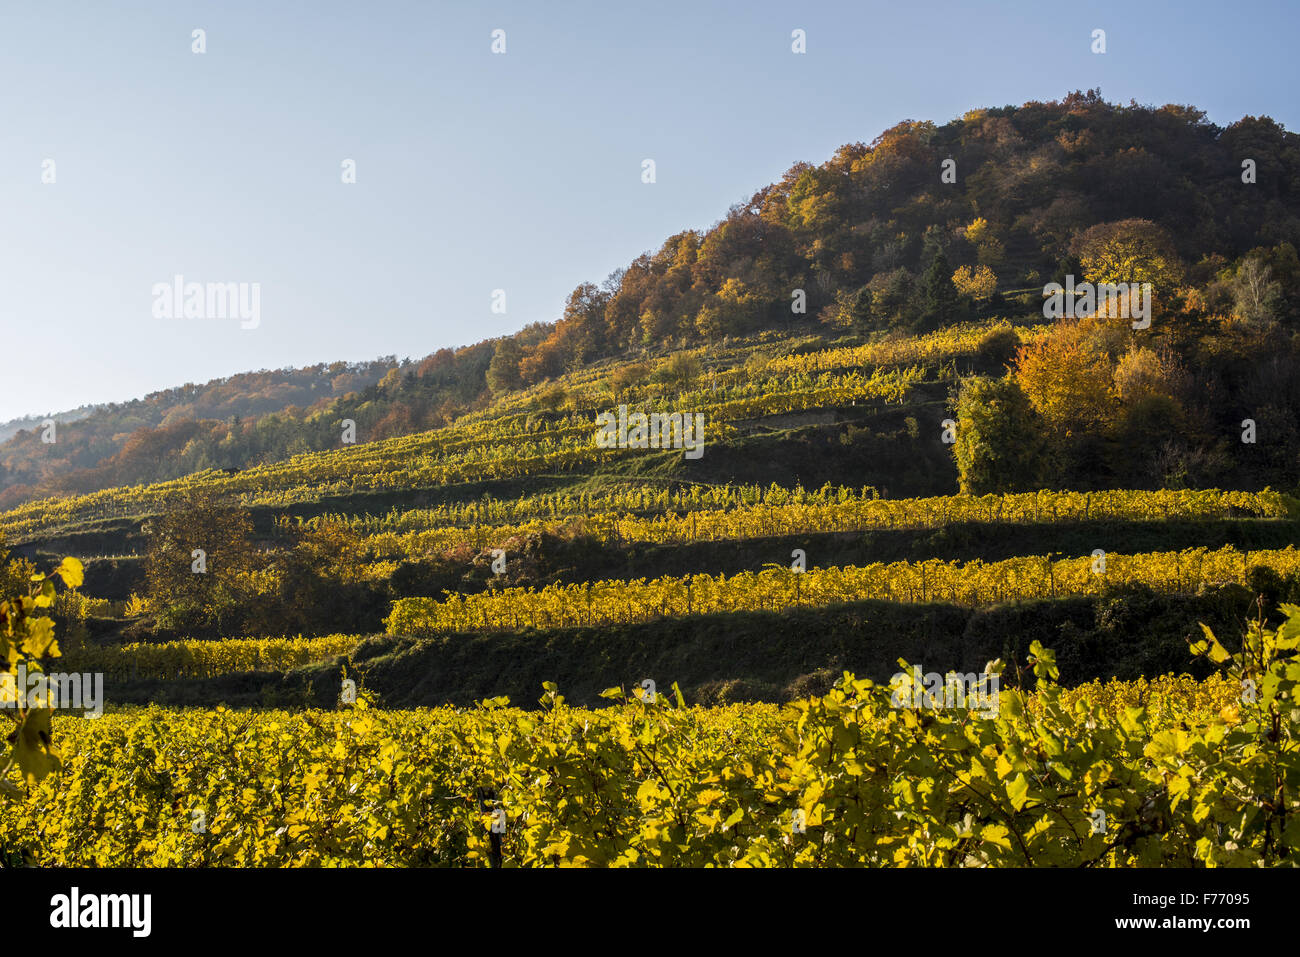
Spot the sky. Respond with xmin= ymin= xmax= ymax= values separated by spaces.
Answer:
xmin=1 ymin=0 xmax=1297 ymax=422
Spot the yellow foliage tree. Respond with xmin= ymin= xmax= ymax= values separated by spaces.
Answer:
xmin=1113 ymin=345 xmax=1186 ymax=405
xmin=964 ymin=218 xmax=1005 ymax=268
xmin=1013 ymin=322 xmax=1118 ymax=436
xmin=965 ymin=217 xmax=992 ymax=245
xmin=952 ymin=264 xmax=997 ymax=299
xmin=1072 ymin=219 xmax=1184 ymax=305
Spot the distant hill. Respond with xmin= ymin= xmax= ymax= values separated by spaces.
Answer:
xmin=0 ymin=406 xmax=100 ymax=444
xmin=0 ymin=360 xmax=399 ymax=506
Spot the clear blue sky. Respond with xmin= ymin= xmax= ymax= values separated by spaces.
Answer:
xmin=1 ymin=0 xmax=1296 ymax=421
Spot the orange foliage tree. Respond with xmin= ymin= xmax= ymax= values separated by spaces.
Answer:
xmin=1013 ymin=322 xmax=1118 ymax=437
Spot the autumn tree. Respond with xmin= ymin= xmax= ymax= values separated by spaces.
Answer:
xmin=1112 ymin=345 xmax=1188 ymax=405
xmin=818 ymin=286 xmax=872 ymax=332
xmin=1071 ymin=219 xmax=1184 ymax=302
xmin=974 ymin=323 xmax=1023 ymax=373
xmin=517 ymin=331 xmax=565 ymax=385
xmin=557 ymin=282 xmax=610 ymax=369
xmin=1013 ymin=321 xmax=1118 ymax=437
xmin=952 ymin=264 xmax=997 ymax=299
xmin=867 ymin=268 xmax=915 ymax=322
xmin=952 ymin=376 xmax=1049 ymax=493
xmin=486 ymin=337 xmax=525 ymax=395
xmin=144 ymin=490 xmax=259 ymax=634
xmin=246 ymin=518 xmax=385 ymax=636
xmin=696 ymin=278 xmax=763 ymax=339
xmin=610 ymin=361 xmax=652 ymax=395
xmin=964 ymin=218 xmax=1005 ymax=269
xmin=653 ymin=353 xmax=703 ymax=391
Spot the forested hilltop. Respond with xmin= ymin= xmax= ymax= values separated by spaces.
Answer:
xmin=2 ymin=90 xmax=1298 ymax=509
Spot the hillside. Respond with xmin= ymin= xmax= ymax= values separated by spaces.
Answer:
xmin=3 ymin=91 xmax=1298 ymax=511
xmin=7 ymin=317 xmax=1300 ymax=708
xmin=8 ymin=90 xmax=1300 ymax=873
xmin=2 ymin=91 xmax=1299 ymax=710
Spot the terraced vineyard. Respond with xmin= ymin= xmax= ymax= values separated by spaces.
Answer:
xmin=4 ymin=314 xmax=1299 ymax=869
xmin=385 ymin=545 xmax=1300 ymax=635
xmin=6 ymin=34 xmax=1300 ymax=898
xmin=0 ymin=321 xmax=1044 ymax=544
xmin=331 ymin=487 xmax=1291 ymax=554
xmin=64 ymin=634 xmax=362 ymax=681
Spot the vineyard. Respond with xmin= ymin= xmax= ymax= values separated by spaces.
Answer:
xmin=386 ymin=545 xmax=1300 ymax=635
xmin=0 ymin=359 xmax=936 ymax=544
xmin=3 ymin=312 xmax=1299 ymax=869
xmin=0 ymin=321 xmax=1055 ymax=545
xmin=3 ymin=608 xmax=1294 ymax=867
xmin=5 ymin=57 xmax=1300 ymax=891
xmin=332 ymin=487 xmax=1292 ymax=554
xmin=63 ymin=634 xmax=361 ymax=681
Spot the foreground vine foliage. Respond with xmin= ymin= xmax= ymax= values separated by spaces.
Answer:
xmin=0 ymin=558 xmax=83 ymax=799
xmin=2 ymin=604 xmax=1295 ymax=867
